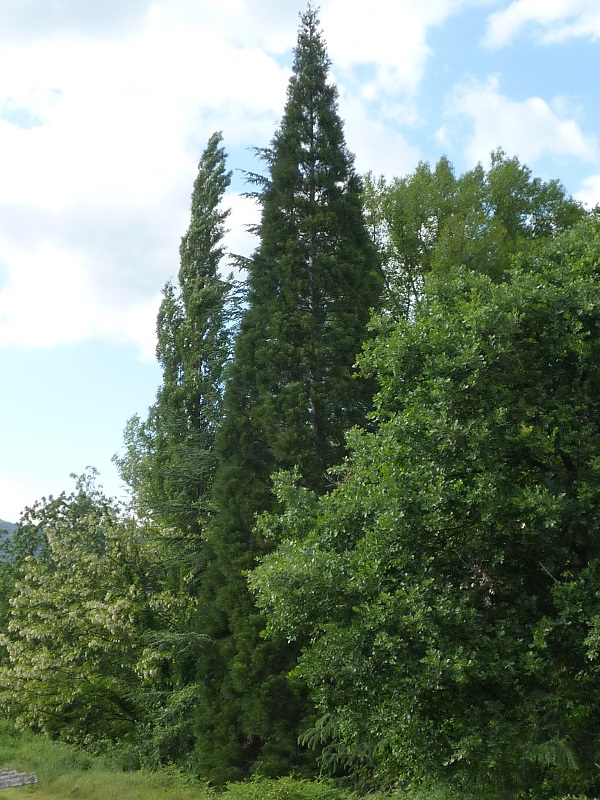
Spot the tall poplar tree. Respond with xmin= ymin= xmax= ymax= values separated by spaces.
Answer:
xmin=194 ymin=8 xmax=381 ymax=784
xmin=118 ymin=131 xmax=233 ymax=548
xmin=115 ymin=133 xmax=234 ymax=762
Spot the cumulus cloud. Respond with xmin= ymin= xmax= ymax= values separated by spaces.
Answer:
xmin=159 ymin=0 xmax=299 ymax=53
xmin=323 ymin=0 xmax=475 ymax=110
xmin=576 ymin=174 xmax=600 ymax=209
xmin=441 ymin=76 xmax=597 ymax=166
xmin=0 ymin=3 xmax=290 ymax=358
xmin=0 ymin=236 xmax=162 ymax=357
xmin=0 ymin=0 xmax=477 ymax=359
xmin=483 ymin=0 xmax=600 ymax=48
xmin=338 ymin=93 xmax=420 ymax=177
xmin=225 ymin=193 xmax=261 ymax=262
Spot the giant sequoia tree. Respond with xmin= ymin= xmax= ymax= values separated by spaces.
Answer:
xmin=193 ymin=8 xmax=381 ymax=783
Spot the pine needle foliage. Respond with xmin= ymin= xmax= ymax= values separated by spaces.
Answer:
xmin=193 ymin=7 xmax=381 ymax=784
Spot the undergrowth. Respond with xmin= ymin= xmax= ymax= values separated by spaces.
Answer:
xmin=0 ymin=720 xmax=595 ymax=800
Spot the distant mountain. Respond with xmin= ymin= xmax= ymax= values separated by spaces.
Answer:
xmin=0 ymin=520 xmax=16 ymax=538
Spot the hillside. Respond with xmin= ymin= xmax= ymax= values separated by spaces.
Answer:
xmin=0 ymin=520 xmax=16 ymax=538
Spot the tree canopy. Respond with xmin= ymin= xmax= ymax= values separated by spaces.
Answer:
xmin=0 ymin=473 xmax=198 ymax=759
xmin=251 ymin=214 xmax=600 ymax=798
xmin=363 ymin=149 xmax=583 ymax=319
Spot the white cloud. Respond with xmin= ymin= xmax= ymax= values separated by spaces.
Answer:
xmin=323 ymin=0 xmax=475 ymax=109
xmin=0 ymin=0 xmax=505 ymax=360
xmin=0 ymin=0 xmax=152 ymax=43
xmin=0 ymin=9 xmax=289 ymax=206
xmin=0 ymin=237 xmax=161 ymax=358
xmin=226 ymin=193 xmax=261 ymax=262
xmin=0 ymin=0 xmax=451 ymax=359
xmin=576 ymin=174 xmax=600 ymax=208
xmin=338 ymin=93 xmax=420 ymax=177
xmin=116 ymin=295 xmax=164 ymax=362
xmin=0 ymin=3 xmax=290 ymax=358
xmin=318 ymin=0 xmax=470 ymax=177
xmin=158 ymin=0 xmax=299 ymax=54
xmin=483 ymin=0 xmax=600 ymax=48
xmin=0 ymin=191 xmax=262 ymax=361
xmin=442 ymin=76 xmax=597 ymax=166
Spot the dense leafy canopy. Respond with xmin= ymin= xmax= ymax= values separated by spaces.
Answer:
xmin=0 ymin=473 xmax=199 ymax=760
xmin=252 ymin=215 xmax=600 ymax=798
xmin=364 ymin=150 xmax=583 ymax=319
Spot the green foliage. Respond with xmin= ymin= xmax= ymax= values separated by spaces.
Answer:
xmin=112 ymin=133 xmax=235 ymax=768
xmin=251 ymin=215 xmax=600 ymax=798
xmin=116 ymin=130 xmax=234 ymax=542
xmin=0 ymin=717 xmax=97 ymax=776
xmin=194 ymin=8 xmax=381 ymax=784
xmin=0 ymin=721 xmax=401 ymax=800
xmin=5 ymin=13 xmax=593 ymax=797
xmin=363 ymin=149 xmax=583 ymax=319
xmin=225 ymin=11 xmax=380 ymax=491
xmin=0 ymin=719 xmax=207 ymax=799
xmin=0 ymin=473 xmax=197 ymax=757
xmin=222 ymin=776 xmax=356 ymax=800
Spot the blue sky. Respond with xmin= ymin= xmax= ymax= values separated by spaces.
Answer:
xmin=1 ymin=0 xmax=600 ymax=521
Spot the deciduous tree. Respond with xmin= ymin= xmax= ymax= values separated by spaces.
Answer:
xmin=0 ymin=473 xmax=195 ymax=759
xmin=252 ymin=214 xmax=600 ymax=798
xmin=363 ymin=149 xmax=583 ymax=320
xmin=117 ymin=130 xmax=233 ymax=551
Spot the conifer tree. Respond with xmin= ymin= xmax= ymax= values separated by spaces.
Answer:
xmin=193 ymin=8 xmax=381 ymax=783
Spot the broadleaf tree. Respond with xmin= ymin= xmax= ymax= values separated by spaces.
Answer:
xmin=363 ymin=149 xmax=583 ymax=320
xmin=251 ymin=213 xmax=600 ymax=799
xmin=0 ymin=473 xmax=196 ymax=760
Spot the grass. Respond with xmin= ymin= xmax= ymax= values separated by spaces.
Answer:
xmin=0 ymin=772 xmax=201 ymax=800
xmin=0 ymin=720 xmax=207 ymax=800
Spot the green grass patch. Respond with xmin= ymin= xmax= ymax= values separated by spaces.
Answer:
xmin=1 ymin=771 xmax=204 ymax=800
xmin=0 ymin=720 xmax=204 ymax=799
xmin=222 ymin=776 xmax=358 ymax=800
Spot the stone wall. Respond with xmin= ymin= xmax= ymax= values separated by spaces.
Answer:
xmin=0 ymin=769 xmax=38 ymax=789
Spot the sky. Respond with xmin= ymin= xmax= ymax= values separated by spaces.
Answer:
xmin=1 ymin=0 xmax=600 ymax=521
